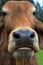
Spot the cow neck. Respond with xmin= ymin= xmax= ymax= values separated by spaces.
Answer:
xmin=15 ymin=56 xmax=38 ymax=65
xmin=16 ymin=58 xmax=29 ymax=65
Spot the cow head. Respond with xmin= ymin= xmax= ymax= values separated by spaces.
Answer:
xmin=0 ymin=1 xmax=43 ymax=59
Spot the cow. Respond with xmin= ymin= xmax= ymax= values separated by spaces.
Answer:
xmin=0 ymin=1 xmax=43 ymax=65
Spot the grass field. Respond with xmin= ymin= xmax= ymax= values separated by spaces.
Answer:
xmin=36 ymin=50 xmax=43 ymax=65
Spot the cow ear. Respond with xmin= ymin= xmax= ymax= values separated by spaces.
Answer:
xmin=38 ymin=33 xmax=43 ymax=50
xmin=0 ymin=10 xmax=7 ymax=28
xmin=0 ymin=12 xmax=6 ymax=46
xmin=0 ymin=16 xmax=4 ymax=45
xmin=35 ymin=18 xmax=43 ymax=50
xmin=0 ymin=16 xmax=4 ymax=28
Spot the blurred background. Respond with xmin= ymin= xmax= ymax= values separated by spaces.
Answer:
xmin=0 ymin=0 xmax=43 ymax=65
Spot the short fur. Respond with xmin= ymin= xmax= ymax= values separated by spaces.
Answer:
xmin=0 ymin=1 xmax=43 ymax=65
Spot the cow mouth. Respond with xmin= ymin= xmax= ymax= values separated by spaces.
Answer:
xmin=15 ymin=47 xmax=34 ymax=51
xmin=17 ymin=47 xmax=32 ymax=50
xmin=12 ymin=47 xmax=35 ymax=58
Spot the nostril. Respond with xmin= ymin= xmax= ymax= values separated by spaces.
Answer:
xmin=30 ymin=32 xmax=35 ymax=39
xmin=13 ymin=33 xmax=20 ymax=39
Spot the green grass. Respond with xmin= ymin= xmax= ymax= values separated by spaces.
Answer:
xmin=36 ymin=50 xmax=43 ymax=65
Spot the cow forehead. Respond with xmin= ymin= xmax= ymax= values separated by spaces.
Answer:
xmin=2 ymin=1 xmax=36 ymax=13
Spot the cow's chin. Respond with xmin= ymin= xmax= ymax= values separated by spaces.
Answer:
xmin=12 ymin=47 xmax=34 ymax=58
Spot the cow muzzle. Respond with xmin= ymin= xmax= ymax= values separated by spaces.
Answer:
xmin=8 ymin=27 xmax=39 ymax=58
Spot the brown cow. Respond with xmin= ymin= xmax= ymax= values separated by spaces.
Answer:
xmin=0 ymin=1 xmax=43 ymax=65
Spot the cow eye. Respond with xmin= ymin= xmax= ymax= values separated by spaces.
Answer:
xmin=33 ymin=12 xmax=36 ymax=16
xmin=2 ymin=12 xmax=7 ymax=17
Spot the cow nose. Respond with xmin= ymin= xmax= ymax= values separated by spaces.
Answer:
xmin=12 ymin=29 xmax=35 ymax=41
xmin=8 ymin=28 xmax=39 ymax=53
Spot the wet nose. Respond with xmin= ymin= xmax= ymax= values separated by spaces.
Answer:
xmin=8 ymin=28 xmax=39 ymax=53
xmin=12 ymin=29 xmax=35 ymax=42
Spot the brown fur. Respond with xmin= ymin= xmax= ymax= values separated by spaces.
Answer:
xmin=0 ymin=1 xmax=43 ymax=65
